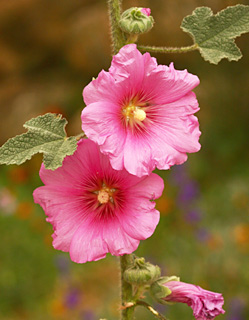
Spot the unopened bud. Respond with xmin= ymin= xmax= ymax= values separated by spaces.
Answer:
xmin=124 ymin=257 xmax=161 ymax=285
xmin=150 ymin=277 xmax=225 ymax=319
xmin=119 ymin=7 xmax=154 ymax=35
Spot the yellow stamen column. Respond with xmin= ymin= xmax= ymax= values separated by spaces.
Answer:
xmin=97 ymin=190 xmax=110 ymax=204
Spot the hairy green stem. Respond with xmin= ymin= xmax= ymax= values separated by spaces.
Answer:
xmin=120 ymin=254 xmax=135 ymax=320
xmin=136 ymin=301 xmax=168 ymax=320
xmin=107 ymin=0 xmax=126 ymax=54
xmin=107 ymin=3 xmax=193 ymax=320
xmin=137 ymin=43 xmax=198 ymax=54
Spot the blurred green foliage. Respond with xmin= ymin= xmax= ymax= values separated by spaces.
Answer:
xmin=0 ymin=0 xmax=248 ymax=319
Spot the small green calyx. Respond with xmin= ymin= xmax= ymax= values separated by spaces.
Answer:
xmin=150 ymin=276 xmax=180 ymax=305
xmin=119 ymin=7 xmax=154 ymax=35
xmin=123 ymin=257 xmax=161 ymax=285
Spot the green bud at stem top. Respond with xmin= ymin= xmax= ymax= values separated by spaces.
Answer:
xmin=119 ymin=7 xmax=154 ymax=35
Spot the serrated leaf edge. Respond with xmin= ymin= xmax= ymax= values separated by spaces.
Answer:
xmin=199 ymin=43 xmax=242 ymax=64
xmin=43 ymin=138 xmax=77 ymax=170
xmin=0 ymin=113 xmax=78 ymax=169
xmin=181 ymin=4 xmax=249 ymax=63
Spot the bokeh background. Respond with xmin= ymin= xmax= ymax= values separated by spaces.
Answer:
xmin=0 ymin=0 xmax=249 ymax=319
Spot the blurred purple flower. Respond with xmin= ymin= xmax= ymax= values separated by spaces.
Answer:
xmin=81 ymin=310 xmax=95 ymax=320
xmin=227 ymin=298 xmax=245 ymax=320
xmin=54 ymin=254 xmax=70 ymax=275
xmin=178 ymin=181 xmax=200 ymax=205
xmin=155 ymin=302 xmax=167 ymax=314
xmin=65 ymin=288 xmax=80 ymax=309
xmin=170 ymin=164 xmax=188 ymax=185
xmin=185 ymin=210 xmax=202 ymax=224
xmin=196 ymin=228 xmax=211 ymax=243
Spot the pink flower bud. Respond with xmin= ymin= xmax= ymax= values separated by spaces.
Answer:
xmin=141 ymin=8 xmax=151 ymax=16
xmin=163 ymin=281 xmax=225 ymax=320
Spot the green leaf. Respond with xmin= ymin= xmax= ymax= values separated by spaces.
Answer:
xmin=181 ymin=5 xmax=249 ymax=64
xmin=0 ymin=113 xmax=78 ymax=170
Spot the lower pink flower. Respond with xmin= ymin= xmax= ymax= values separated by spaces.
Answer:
xmin=163 ymin=281 xmax=225 ymax=320
xmin=33 ymin=139 xmax=164 ymax=263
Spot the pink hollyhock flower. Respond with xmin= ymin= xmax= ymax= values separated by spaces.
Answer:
xmin=141 ymin=8 xmax=151 ymax=16
xmin=33 ymin=139 xmax=164 ymax=263
xmin=81 ymin=44 xmax=201 ymax=177
xmin=163 ymin=281 xmax=225 ymax=320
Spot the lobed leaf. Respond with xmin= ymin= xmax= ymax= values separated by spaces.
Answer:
xmin=181 ymin=5 xmax=249 ymax=64
xmin=0 ymin=113 xmax=78 ymax=170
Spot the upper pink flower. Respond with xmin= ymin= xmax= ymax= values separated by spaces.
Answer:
xmin=163 ymin=281 xmax=225 ymax=320
xmin=33 ymin=139 xmax=164 ymax=263
xmin=82 ymin=44 xmax=201 ymax=177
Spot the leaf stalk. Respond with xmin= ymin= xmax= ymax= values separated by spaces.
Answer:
xmin=136 ymin=301 xmax=168 ymax=320
xmin=137 ymin=43 xmax=198 ymax=54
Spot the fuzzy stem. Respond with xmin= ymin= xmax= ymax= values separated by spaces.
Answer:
xmin=120 ymin=254 xmax=135 ymax=320
xmin=136 ymin=301 xmax=168 ymax=320
xmin=107 ymin=0 xmax=126 ymax=54
xmin=137 ymin=43 xmax=198 ymax=54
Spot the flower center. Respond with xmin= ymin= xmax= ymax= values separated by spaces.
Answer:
xmin=123 ymin=102 xmax=146 ymax=123
xmin=97 ymin=185 xmax=115 ymax=204
xmin=97 ymin=190 xmax=110 ymax=204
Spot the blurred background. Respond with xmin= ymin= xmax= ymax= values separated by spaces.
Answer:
xmin=0 ymin=0 xmax=248 ymax=319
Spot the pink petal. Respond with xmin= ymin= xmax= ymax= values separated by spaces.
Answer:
xmin=69 ymin=219 xmax=107 ymax=263
xmin=119 ymin=200 xmax=160 ymax=240
xmin=153 ymin=141 xmax=188 ymax=170
xmin=155 ymin=92 xmax=200 ymax=117
xmin=81 ymin=101 xmax=127 ymax=170
xmin=33 ymin=186 xmax=88 ymax=251
xmin=81 ymin=101 xmax=125 ymax=144
xmin=129 ymin=172 xmax=164 ymax=199
xmin=69 ymin=217 xmax=139 ymax=263
xmin=109 ymin=44 xmax=145 ymax=98
xmin=150 ymin=114 xmax=201 ymax=154
xmin=102 ymin=218 xmax=140 ymax=255
xmin=83 ymin=70 xmax=124 ymax=105
xmin=142 ymin=62 xmax=200 ymax=104
xmin=118 ymin=173 xmax=164 ymax=240
xmin=123 ymin=131 xmax=155 ymax=177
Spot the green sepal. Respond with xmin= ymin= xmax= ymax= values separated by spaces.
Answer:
xmin=119 ymin=7 xmax=154 ymax=35
xmin=150 ymin=276 xmax=180 ymax=305
xmin=123 ymin=257 xmax=161 ymax=285
xmin=181 ymin=5 xmax=249 ymax=64
xmin=0 ymin=113 xmax=78 ymax=170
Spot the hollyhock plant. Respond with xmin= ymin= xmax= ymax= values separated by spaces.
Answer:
xmin=2 ymin=0 xmax=246 ymax=317
xmin=33 ymin=139 xmax=164 ymax=263
xmin=163 ymin=281 xmax=225 ymax=320
xmin=81 ymin=44 xmax=201 ymax=177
